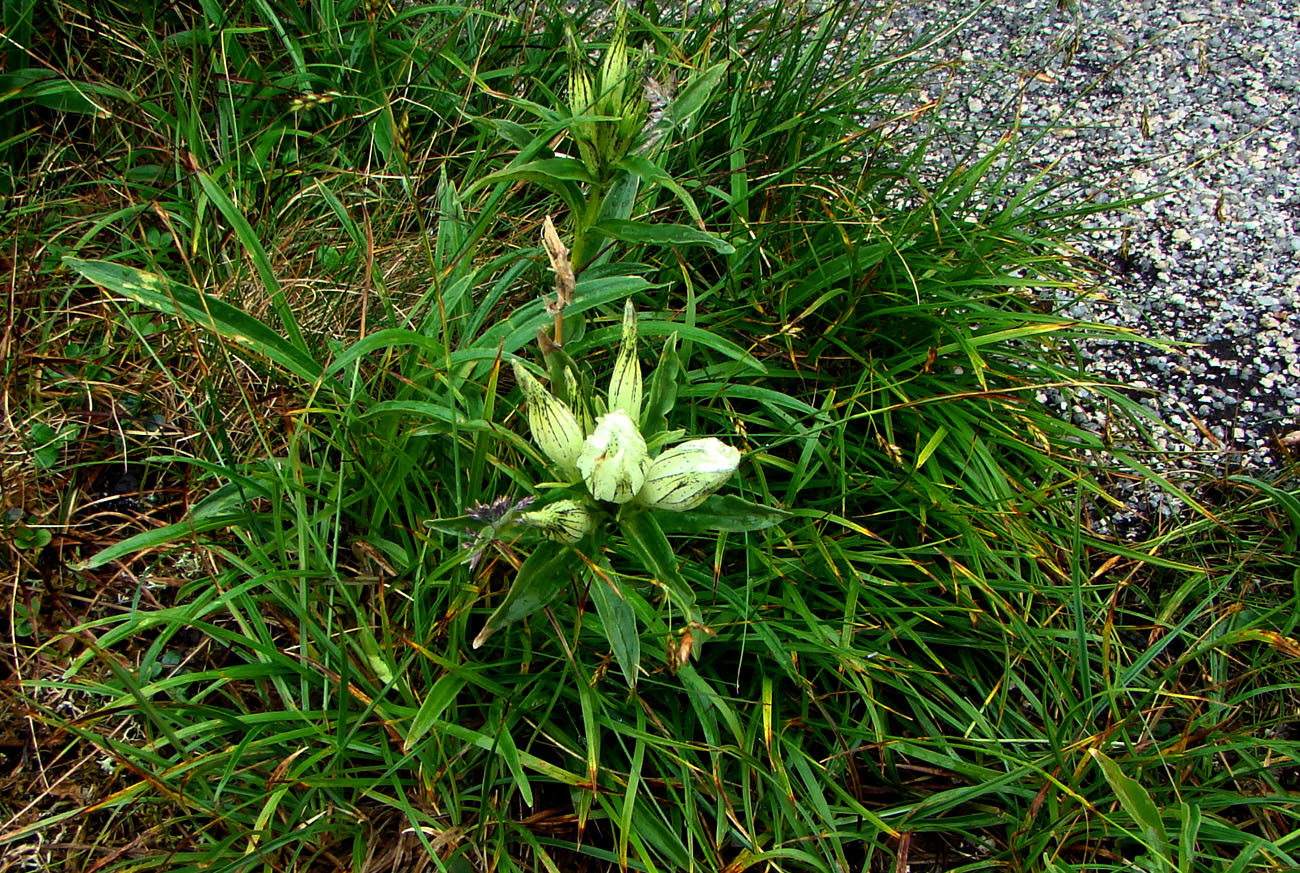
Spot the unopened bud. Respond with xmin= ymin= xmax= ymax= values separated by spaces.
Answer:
xmin=516 ymin=499 xmax=596 ymax=543
xmin=608 ymin=299 xmax=642 ymax=420
xmin=513 ymin=360 xmax=584 ymax=478
xmin=639 ymin=438 xmax=740 ymax=512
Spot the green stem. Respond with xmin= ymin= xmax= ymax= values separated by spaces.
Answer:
xmin=569 ymin=179 xmax=607 ymax=276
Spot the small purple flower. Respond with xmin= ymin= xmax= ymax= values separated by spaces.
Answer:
xmin=462 ymin=496 xmax=536 ymax=571
xmin=467 ymin=496 xmax=534 ymax=524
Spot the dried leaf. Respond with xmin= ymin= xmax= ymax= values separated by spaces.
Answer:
xmin=541 ymin=215 xmax=575 ymax=315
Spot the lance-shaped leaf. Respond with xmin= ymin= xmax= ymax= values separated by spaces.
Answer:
xmin=652 ymin=494 xmax=791 ymax=534
xmin=620 ymin=511 xmax=700 ymax=627
xmin=587 ymin=562 xmax=641 ymax=688
xmin=590 ymin=218 xmax=735 ymax=254
xmin=641 ymin=332 xmax=679 ymax=437
xmin=66 ymin=258 xmax=323 ymax=383
xmin=473 ymin=541 xmax=581 ymax=649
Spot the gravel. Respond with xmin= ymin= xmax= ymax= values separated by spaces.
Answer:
xmin=881 ymin=0 xmax=1300 ymax=475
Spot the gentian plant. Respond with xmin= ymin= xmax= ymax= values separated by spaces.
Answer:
xmin=472 ymin=292 xmax=786 ymax=685
xmin=513 ymin=300 xmax=742 ymax=517
xmin=457 ymin=6 xmax=775 ymax=686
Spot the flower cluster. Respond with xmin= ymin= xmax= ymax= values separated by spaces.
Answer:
xmin=566 ymin=1 xmax=646 ymax=182
xmin=512 ymin=301 xmax=741 ymax=541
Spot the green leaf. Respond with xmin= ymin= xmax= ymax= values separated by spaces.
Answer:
xmin=470 ymin=157 xmax=593 ymax=214
xmin=620 ymin=511 xmax=698 ymax=625
xmin=11 ymin=597 xmax=39 ymax=637
xmin=195 ymin=171 xmax=307 ymax=351
xmin=590 ymin=218 xmax=734 ymax=254
xmin=472 ymin=541 xmax=581 ymax=649
xmin=10 ymin=523 xmax=51 ymax=551
xmin=1178 ymin=801 xmax=1201 ymax=873
xmin=189 ymin=480 xmax=270 ymax=520
xmin=476 ymin=273 xmax=654 ymax=359
xmin=481 ymin=117 xmax=537 ymax=151
xmin=491 ymin=710 xmax=533 ymax=807
xmin=641 ymin=332 xmax=679 ymax=438
xmin=1090 ymin=749 xmax=1171 ymax=856
xmin=0 ymin=69 xmax=98 ymax=115
xmin=653 ymin=495 xmax=790 ymax=534
xmin=587 ymin=565 xmax=640 ymax=687
xmin=638 ymin=323 xmax=766 ymax=374
xmin=64 ymin=258 xmax=327 ymax=389
xmin=29 ymin=422 xmax=61 ymax=470
xmin=359 ymin=400 xmax=497 ymax=438
xmin=664 ymin=60 xmax=728 ymax=128
xmin=323 ymin=328 xmax=445 ymax=379
xmin=594 ymin=169 xmax=641 ymax=226
xmin=615 ymin=155 xmax=703 ymax=227
xmin=75 ymin=513 xmax=252 ymax=570
xmin=435 ymin=169 xmax=471 ymax=297
xmin=406 ymin=672 xmax=468 ymax=750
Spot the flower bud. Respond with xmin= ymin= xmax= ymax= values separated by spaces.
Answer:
xmin=607 ymin=300 xmax=642 ymax=420
xmin=639 ymin=438 xmax=740 ymax=512
xmin=516 ymin=499 xmax=596 ymax=543
xmin=578 ymin=411 xmax=649 ymax=504
xmin=596 ymin=3 xmax=629 ymax=115
xmin=512 ymin=360 xmax=584 ymax=478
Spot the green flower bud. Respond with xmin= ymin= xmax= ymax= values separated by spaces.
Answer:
xmin=639 ymin=438 xmax=740 ymax=512
xmin=608 ymin=300 xmax=642 ymax=420
xmin=512 ymin=360 xmax=584 ymax=478
xmin=569 ymin=63 xmax=593 ymax=121
xmin=578 ymin=411 xmax=649 ymax=504
xmin=516 ymin=499 xmax=596 ymax=543
xmin=596 ymin=2 xmax=629 ymax=115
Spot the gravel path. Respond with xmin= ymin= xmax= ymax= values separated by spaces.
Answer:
xmin=886 ymin=0 xmax=1299 ymax=475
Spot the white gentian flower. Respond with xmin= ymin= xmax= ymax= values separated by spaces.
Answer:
xmin=639 ymin=438 xmax=740 ymax=511
xmin=607 ymin=299 xmax=642 ymax=420
xmin=578 ymin=411 xmax=649 ymax=503
xmin=516 ymin=499 xmax=596 ymax=543
xmin=512 ymin=360 xmax=584 ymax=478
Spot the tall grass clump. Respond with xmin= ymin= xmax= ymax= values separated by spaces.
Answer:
xmin=3 ymin=1 xmax=1299 ymax=872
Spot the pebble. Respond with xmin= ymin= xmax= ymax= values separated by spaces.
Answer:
xmin=886 ymin=0 xmax=1299 ymax=478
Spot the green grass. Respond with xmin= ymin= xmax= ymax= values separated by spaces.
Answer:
xmin=3 ymin=1 xmax=1299 ymax=872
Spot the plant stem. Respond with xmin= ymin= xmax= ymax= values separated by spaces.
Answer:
xmin=570 ymin=179 xmax=607 ymax=277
